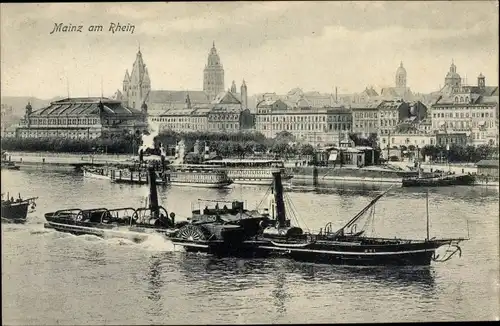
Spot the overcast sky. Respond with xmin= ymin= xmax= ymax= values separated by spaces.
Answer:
xmin=1 ymin=1 xmax=498 ymax=99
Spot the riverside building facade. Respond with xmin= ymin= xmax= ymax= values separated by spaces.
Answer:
xmin=430 ymin=73 xmax=499 ymax=146
xmin=4 ymin=98 xmax=147 ymax=139
xmin=254 ymin=98 xmax=352 ymax=146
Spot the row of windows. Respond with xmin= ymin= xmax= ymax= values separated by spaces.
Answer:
xmin=434 ymin=121 xmax=494 ymax=129
xmin=380 ymin=120 xmax=397 ymax=127
xmin=378 ymin=111 xmax=398 ymax=118
xmin=19 ymin=131 xmax=99 ymax=138
xmin=437 ymin=137 xmax=467 ymax=144
xmin=381 ymin=137 xmax=435 ymax=145
xmin=30 ymin=118 xmax=99 ymax=125
xmin=353 ymin=112 xmax=378 ymax=118
xmin=433 ymin=112 xmax=493 ymax=118
xmin=260 ymin=123 xmax=352 ymax=132
xmin=433 ymin=105 xmax=494 ymax=110
xmin=209 ymin=123 xmax=238 ymax=130
xmin=454 ymin=96 xmax=470 ymax=103
xmin=152 ymin=117 xmax=207 ymax=123
xmin=354 ymin=122 xmax=378 ymax=129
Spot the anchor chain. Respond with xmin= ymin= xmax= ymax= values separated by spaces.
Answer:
xmin=432 ymin=243 xmax=462 ymax=263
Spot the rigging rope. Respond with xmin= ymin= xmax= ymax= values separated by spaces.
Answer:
xmin=284 ymin=192 xmax=310 ymax=232
xmin=371 ymin=205 xmax=376 ymax=236
xmin=256 ymin=186 xmax=272 ymax=210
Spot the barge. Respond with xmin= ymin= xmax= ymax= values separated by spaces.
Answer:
xmin=402 ymin=172 xmax=476 ymax=187
xmin=1 ymin=193 xmax=38 ymax=223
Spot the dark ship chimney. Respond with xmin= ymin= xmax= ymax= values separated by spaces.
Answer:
xmin=148 ymin=167 xmax=160 ymax=219
xmin=272 ymin=171 xmax=286 ymax=228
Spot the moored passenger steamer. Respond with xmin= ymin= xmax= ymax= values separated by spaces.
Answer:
xmin=202 ymin=159 xmax=293 ymax=185
xmin=168 ymin=165 xmax=233 ymax=189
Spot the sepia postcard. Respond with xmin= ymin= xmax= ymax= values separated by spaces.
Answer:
xmin=1 ymin=1 xmax=499 ymax=325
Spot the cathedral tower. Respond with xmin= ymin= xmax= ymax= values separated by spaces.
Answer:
xmin=122 ymin=47 xmax=151 ymax=111
xmin=203 ymin=42 xmax=225 ymax=100
xmin=477 ymin=73 xmax=485 ymax=89
xmin=395 ymin=61 xmax=407 ymax=88
xmin=444 ymin=60 xmax=461 ymax=88
xmin=240 ymin=80 xmax=248 ymax=109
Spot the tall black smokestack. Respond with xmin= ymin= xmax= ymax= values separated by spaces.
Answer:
xmin=272 ymin=171 xmax=286 ymax=228
xmin=148 ymin=167 xmax=159 ymax=219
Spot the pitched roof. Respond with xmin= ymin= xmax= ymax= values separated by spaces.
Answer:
xmin=377 ymin=100 xmax=404 ymax=110
xmin=287 ymin=88 xmax=303 ymax=96
xmin=30 ymin=98 xmax=141 ymax=116
xmin=350 ymin=102 xmax=381 ymax=110
xmin=159 ymin=108 xmax=195 ymax=116
xmin=149 ymin=90 xmax=210 ymax=104
xmin=256 ymin=99 xmax=287 ymax=108
xmin=296 ymin=97 xmax=310 ymax=108
xmin=212 ymin=91 xmax=241 ymax=105
xmin=362 ymin=87 xmax=379 ymax=97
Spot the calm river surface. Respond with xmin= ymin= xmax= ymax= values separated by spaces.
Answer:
xmin=1 ymin=169 xmax=499 ymax=324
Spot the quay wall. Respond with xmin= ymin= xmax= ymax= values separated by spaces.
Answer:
xmin=287 ymin=166 xmax=404 ymax=186
xmin=388 ymin=161 xmax=478 ymax=174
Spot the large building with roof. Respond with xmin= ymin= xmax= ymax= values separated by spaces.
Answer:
xmin=430 ymin=72 xmax=499 ymax=146
xmin=254 ymin=98 xmax=352 ymax=145
xmin=148 ymin=91 xmax=253 ymax=134
xmin=350 ymin=102 xmax=380 ymax=136
xmin=4 ymin=98 xmax=147 ymax=139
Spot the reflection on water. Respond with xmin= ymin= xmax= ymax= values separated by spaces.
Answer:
xmin=272 ymin=270 xmax=288 ymax=315
xmin=147 ymin=256 xmax=163 ymax=303
xmin=176 ymin=254 xmax=436 ymax=293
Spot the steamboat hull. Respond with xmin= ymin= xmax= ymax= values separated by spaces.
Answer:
xmin=1 ymin=202 xmax=30 ymax=222
xmin=171 ymin=239 xmax=274 ymax=258
xmin=83 ymin=169 xmax=110 ymax=180
xmin=170 ymin=238 xmax=451 ymax=266
xmin=231 ymin=175 xmax=293 ymax=186
xmin=169 ymin=181 xmax=233 ymax=188
xmin=258 ymin=245 xmax=437 ymax=266
xmin=111 ymin=178 xmax=167 ymax=185
xmin=1 ymin=165 xmax=20 ymax=170
xmin=402 ymin=174 xmax=475 ymax=187
xmin=44 ymin=220 xmax=175 ymax=242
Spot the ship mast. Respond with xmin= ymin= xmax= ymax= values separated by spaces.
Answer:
xmin=272 ymin=171 xmax=287 ymax=228
xmin=426 ymin=188 xmax=430 ymax=241
xmin=148 ymin=167 xmax=160 ymax=219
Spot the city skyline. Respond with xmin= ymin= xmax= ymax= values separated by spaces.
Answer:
xmin=1 ymin=1 xmax=498 ymax=99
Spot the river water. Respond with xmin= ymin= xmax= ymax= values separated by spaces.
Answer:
xmin=1 ymin=169 xmax=499 ymax=324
